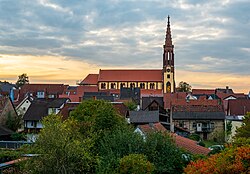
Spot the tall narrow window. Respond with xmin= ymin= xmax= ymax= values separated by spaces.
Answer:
xmin=101 ymin=83 xmax=106 ymax=89
xmin=140 ymin=83 xmax=145 ymax=89
xmin=150 ymin=83 xmax=155 ymax=89
xmin=111 ymin=83 xmax=116 ymax=89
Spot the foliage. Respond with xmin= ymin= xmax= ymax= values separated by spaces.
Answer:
xmin=124 ymin=100 xmax=137 ymax=111
xmin=198 ymin=141 xmax=205 ymax=147
xmin=70 ymin=99 xmax=126 ymax=136
xmin=16 ymin=73 xmax=29 ymax=88
xmin=177 ymin=81 xmax=192 ymax=92
xmin=10 ymin=133 xmax=26 ymax=141
xmin=0 ymin=149 xmax=21 ymax=163
xmin=143 ymin=132 xmax=185 ymax=174
xmin=188 ymin=133 xmax=201 ymax=142
xmin=117 ymin=154 xmax=154 ymax=174
xmin=22 ymin=114 xmax=97 ymax=174
xmin=184 ymin=145 xmax=250 ymax=174
xmin=212 ymin=130 xmax=225 ymax=143
xmin=96 ymin=128 xmax=144 ymax=173
xmin=5 ymin=111 xmax=22 ymax=132
xmin=226 ymin=120 xmax=232 ymax=137
xmin=235 ymin=112 xmax=250 ymax=139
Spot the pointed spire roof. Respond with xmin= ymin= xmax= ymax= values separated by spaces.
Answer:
xmin=165 ymin=15 xmax=173 ymax=47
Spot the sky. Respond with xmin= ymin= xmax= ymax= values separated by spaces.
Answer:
xmin=0 ymin=0 xmax=250 ymax=93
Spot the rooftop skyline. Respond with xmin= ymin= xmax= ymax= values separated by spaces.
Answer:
xmin=0 ymin=0 xmax=250 ymax=93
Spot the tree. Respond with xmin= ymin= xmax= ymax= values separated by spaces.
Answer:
xmin=70 ymin=99 xmax=126 ymax=136
xmin=16 ymin=73 xmax=29 ymax=88
xmin=177 ymin=81 xmax=192 ymax=92
xmin=22 ymin=114 xmax=97 ymax=173
xmin=235 ymin=112 xmax=250 ymax=139
xmin=124 ymin=100 xmax=137 ymax=111
xmin=117 ymin=154 xmax=154 ymax=174
xmin=184 ymin=145 xmax=250 ymax=174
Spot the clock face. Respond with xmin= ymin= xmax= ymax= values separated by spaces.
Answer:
xmin=167 ymin=68 xmax=170 ymax=72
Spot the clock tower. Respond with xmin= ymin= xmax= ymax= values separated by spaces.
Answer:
xmin=163 ymin=16 xmax=175 ymax=93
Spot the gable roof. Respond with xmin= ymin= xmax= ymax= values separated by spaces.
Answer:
xmin=130 ymin=110 xmax=159 ymax=123
xmin=136 ymin=123 xmax=210 ymax=155
xmin=172 ymin=134 xmax=210 ymax=155
xmin=142 ymin=97 xmax=164 ymax=110
xmin=112 ymin=102 xmax=129 ymax=117
xmin=137 ymin=123 xmax=166 ymax=134
xmin=23 ymin=98 xmax=69 ymax=121
xmin=98 ymin=69 xmax=163 ymax=82
xmin=80 ymin=74 xmax=98 ymax=85
xmin=58 ymin=102 xmax=80 ymax=120
xmin=192 ymin=89 xmax=215 ymax=95
xmin=227 ymin=99 xmax=250 ymax=116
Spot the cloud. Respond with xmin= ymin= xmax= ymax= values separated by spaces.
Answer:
xmin=0 ymin=0 xmax=249 ymax=92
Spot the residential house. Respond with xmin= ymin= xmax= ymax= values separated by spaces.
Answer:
xmin=225 ymin=99 xmax=250 ymax=141
xmin=135 ymin=123 xmax=210 ymax=155
xmin=23 ymin=98 xmax=69 ymax=135
xmin=15 ymin=84 xmax=65 ymax=106
xmin=171 ymin=100 xmax=225 ymax=140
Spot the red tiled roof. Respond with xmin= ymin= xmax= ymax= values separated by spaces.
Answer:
xmin=58 ymin=102 xmax=79 ymax=120
xmin=59 ymin=86 xmax=98 ymax=102
xmin=164 ymin=92 xmax=188 ymax=109
xmin=141 ymin=89 xmax=163 ymax=97
xmin=80 ymin=74 xmax=98 ymax=85
xmin=112 ymin=102 xmax=129 ymax=117
xmin=98 ymin=69 xmax=163 ymax=82
xmin=171 ymin=134 xmax=210 ymax=155
xmin=216 ymin=92 xmax=246 ymax=100
xmin=138 ymin=123 xmax=166 ymax=134
xmin=227 ymin=99 xmax=250 ymax=116
xmin=192 ymin=89 xmax=215 ymax=95
xmin=138 ymin=123 xmax=210 ymax=155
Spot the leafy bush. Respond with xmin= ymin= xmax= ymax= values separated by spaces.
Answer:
xmin=117 ymin=154 xmax=154 ymax=174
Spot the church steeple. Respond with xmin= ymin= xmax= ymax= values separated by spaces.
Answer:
xmin=163 ymin=15 xmax=175 ymax=93
xmin=163 ymin=15 xmax=174 ymax=69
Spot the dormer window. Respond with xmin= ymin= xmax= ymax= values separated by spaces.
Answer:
xmin=37 ymin=91 xmax=45 ymax=98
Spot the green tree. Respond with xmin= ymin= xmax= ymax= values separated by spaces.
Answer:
xmin=5 ymin=111 xmax=22 ymax=131
xmin=177 ymin=81 xmax=192 ymax=92
xmin=235 ymin=112 xmax=250 ymax=139
xmin=70 ymin=99 xmax=126 ymax=135
xmin=117 ymin=154 xmax=154 ymax=174
xmin=143 ymin=132 xmax=185 ymax=173
xmin=16 ymin=73 xmax=29 ymax=88
xmin=22 ymin=114 xmax=97 ymax=174
xmin=124 ymin=100 xmax=137 ymax=111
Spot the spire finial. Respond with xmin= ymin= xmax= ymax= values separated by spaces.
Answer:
xmin=167 ymin=15 xmax=170 ymax=27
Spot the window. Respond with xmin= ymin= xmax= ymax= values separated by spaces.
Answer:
xmin=130 ymin=83 xmax=135 ymax=88
xmin=111 ymin=83 xmax=116 ymax=89
xmin=167 ymin=74 xmax=170 ymax=78
xmin=140 ymin=83 xmax=145 ymax=89
xmin=37 ymin=91 xmax=45 ymax=98
xmin=101 ymin=83 xmax=106 ymax=89
xmin=192 ymin=122 xmax=197 ymax=128
xmin=150 ymin=83 xmax=155 ymax=89
xmin=120 ymin=83 xmax=126 ymax=88
xmin=211 ymin=122 xmax=215 ymax=129
xmin=48 ymin=94 xmax=55 ymax=98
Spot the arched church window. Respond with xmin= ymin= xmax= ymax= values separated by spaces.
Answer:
xmin=130 ymin=83 xmax=135 ymax=88
xmin=166 ymin=82 xmax=171 ymax=93
xmin=120 ymin=83 xmax=126 ymax=88
xmin=111 ymin=83 xmax=116 ymax=89
xmin=150 ymin=83 xmax=155 ymax=89
xmin=101 ymin=83 xmax=106 ymax=89
xmin=140 ymin=83 xmax=145 ymax=89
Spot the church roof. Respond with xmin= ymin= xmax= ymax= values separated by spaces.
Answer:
xmin=98 ymin=69 xmax=162 ymax=82
xmin=80 ymin=74 xmax=98 ymax=85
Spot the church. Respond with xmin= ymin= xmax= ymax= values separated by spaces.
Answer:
xmin=80 ymin=16 xmax=175 ymax=96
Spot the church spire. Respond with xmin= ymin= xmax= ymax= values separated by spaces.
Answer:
xmin=163 ymin=15 xmax=175 ymax=93
xmin=165 ymin=15 xmax=173 ymax=48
